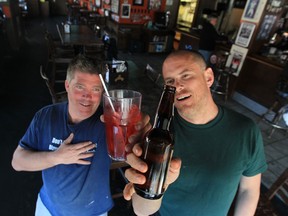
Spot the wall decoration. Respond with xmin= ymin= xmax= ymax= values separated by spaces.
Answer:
xmin=111 ymin=0 xmax=119 ymax=14
xmin=242 ymin=0 xmax=267 ymax=23
xmin=256 ymin=14 xmax=277 ymax=40
xmin=121 ymin=4 xmax=130 ymax=18
xmin=166 ymin=0 xmax=173 ymax=6
xmin=235 ymin=22 xmax=256 ymax=47
xmin=104 ymin=0 xmax=110 ymax=5
xmin=266 ymin=0 xmax=284 ymax=14
xmin=225 ymin=45 xmax=248 ymax=77
xmin=95 ymin=0 xmax=101 ymax=7
xmin=133 ymin=0 xmax=143 ymax=6
xmin=149 ymin=0 xmax=162 ymax=10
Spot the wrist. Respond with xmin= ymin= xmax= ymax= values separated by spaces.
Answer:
xmin=132 ymin=193 xmax=162 ymax=216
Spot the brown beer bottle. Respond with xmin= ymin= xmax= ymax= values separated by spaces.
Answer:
xmin=134 ymin=85 xmax=176 ymax=199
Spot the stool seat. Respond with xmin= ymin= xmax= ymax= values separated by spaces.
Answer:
xmin=211 ymin=67 xmax=235 ymax=102
xmin=209 ymin=50 xmax=232 ymax=102
xmin=261 ymin=92 xmax=288 ymax=138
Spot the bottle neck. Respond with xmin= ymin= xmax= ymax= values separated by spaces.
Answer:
xmin=153 ymin=85 xmax=175 ymax=130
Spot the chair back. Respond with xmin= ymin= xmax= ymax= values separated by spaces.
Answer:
xmin=40 ymin=65 xmax=67 ymax=104
xmin=44 ymin=31 xmax=58 ymax=61
xmin=266 ymin=168 xmax=288 ymax=205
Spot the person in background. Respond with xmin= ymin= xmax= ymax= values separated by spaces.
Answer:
xmin=11 ymin=54 xmax=150 ymax=216
xmin=123 ymin=50 xmax=267 ymax=216
xmin=198 ymin=13 xmax=226 ymax=63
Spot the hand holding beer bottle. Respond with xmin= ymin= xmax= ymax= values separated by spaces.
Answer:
xmin=124 ymin=85 xmax=182 ymax=215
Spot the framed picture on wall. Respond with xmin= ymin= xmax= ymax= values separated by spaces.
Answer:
xmin=225 ymin=45 xmax=248 ymax=77
xmin=104 ymin=0 xmax=110 ymax=5
xmin=149 ymin=0 xmax=162 ymax=10
xmin=111 ymin=0 xmax=119 ymax=14
xmin=133 ymin=0 xmax=143 ymax=6
xmin=121 ymin=4 xmax=130 ymax=18
xmin=95 ymin=0 xmax=101 ymax=7
xmin=235 ymin=22 xmax=256 ymax=47
xmin=256 ymin=14 xmax=277 ymax=40
xmin=242 ymin=0 xmax=267 ymax=23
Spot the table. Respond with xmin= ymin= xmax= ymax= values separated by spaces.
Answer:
xmin=57 ymin=24 xmax=103 ymax=47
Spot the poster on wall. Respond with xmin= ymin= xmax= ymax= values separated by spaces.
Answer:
xmin=149 ymin=0 xmax=162 ymax=10
xmin=235 ymin=22 xmax=256 ymax=47
xmin=104 ymin=0 xmax=110 ymax=5
xmin=225 ymin=45 xmax=248 ymax=77
xmin=121 ymin=4 xmax=130 ymax=18
xmin=111 ymin=0 xmax=119 ymax=14
xmin=95 ymin=0 xmax=101 ymax=8
xmin=133 ymin=0 xmax=144 ymax=6
xmin=266 ymin=0 xmax=284 ymax=14
xmin=241 ymin=0 xmax=267 ymax=23
xmin=256 ymin=14 xmax=277 ymax=40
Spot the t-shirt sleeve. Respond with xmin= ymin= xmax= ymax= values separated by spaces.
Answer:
xmin=243 ymin=125 xmax=267 ymax=177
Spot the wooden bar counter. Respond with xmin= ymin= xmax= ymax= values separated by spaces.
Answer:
xmin=235 ymin=54 xmax=284 ymax=109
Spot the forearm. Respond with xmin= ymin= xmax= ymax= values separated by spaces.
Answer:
xmin=12 ymin=146 xmax=59 ymax=171
xmin=233 ymin=188 xmax=260 ymax=216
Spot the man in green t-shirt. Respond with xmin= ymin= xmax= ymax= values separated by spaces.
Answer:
xmin=123 ymin=50 xmax=267 ymax=216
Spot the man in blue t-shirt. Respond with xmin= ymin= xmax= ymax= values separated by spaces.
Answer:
xmin=123 ymin=50 xmax=267 ymax=216
xmin=11 ymin=55 xmax=149 ymax=216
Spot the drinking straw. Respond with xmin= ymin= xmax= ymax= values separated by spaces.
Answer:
xmin=99 ymin=74 xmax=115 ymax=112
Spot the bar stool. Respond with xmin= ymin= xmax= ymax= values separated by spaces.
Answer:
xmin=210 ymin=50 xmax=232 ymax=102
xmin=261 ymin=90 xmax=288 ymax=138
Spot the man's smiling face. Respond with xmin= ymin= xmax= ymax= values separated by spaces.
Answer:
xmin=65 ymin=71 xmax=103 ymax=123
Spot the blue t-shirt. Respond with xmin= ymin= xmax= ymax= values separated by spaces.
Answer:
xmin=160 ymin=106 xmax=267 ymax=216
xmin=19 ymin=102 xmax=113 ymax=216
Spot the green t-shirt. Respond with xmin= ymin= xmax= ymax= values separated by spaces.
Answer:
xmin=160 ymin=106 xmax=267 ymax=216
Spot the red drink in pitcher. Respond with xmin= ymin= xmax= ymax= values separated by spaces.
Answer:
xmin=104 ymin=104 xmax=141 ymax=161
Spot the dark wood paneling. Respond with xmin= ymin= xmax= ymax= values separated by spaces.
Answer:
xmin=235 ymin=55 xmax=283 ymax=108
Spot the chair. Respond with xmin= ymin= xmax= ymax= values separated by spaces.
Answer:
xmin=255 ymin=168 xmax=288 ymax=216
xmin=110 ymin=160 xmax=129 ymax=199
xmin=210 ymin=50 xmax=233 ymax=102
xmin=83 ymin=43 xmax=105 ymax=62
xmin=40 ymin=65 xmax=67 ymax=104
xmin=44 ymin=30 xmax=73 ymax=87
xmin=104 ymin=60 xmax=129 ymax=89
xmin=144 ymin=64 xmax=163 ymax=87
xmin=260 ymin=73 xmax=288 ymax=138
xmin=44 ymin=29 xmax=74 ymax=60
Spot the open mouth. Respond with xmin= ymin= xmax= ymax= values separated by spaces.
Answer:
xmin=176 ymin=95 xmax=191 ymax=101
xmin=80 ymin=102 xmax=91 ymax=107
